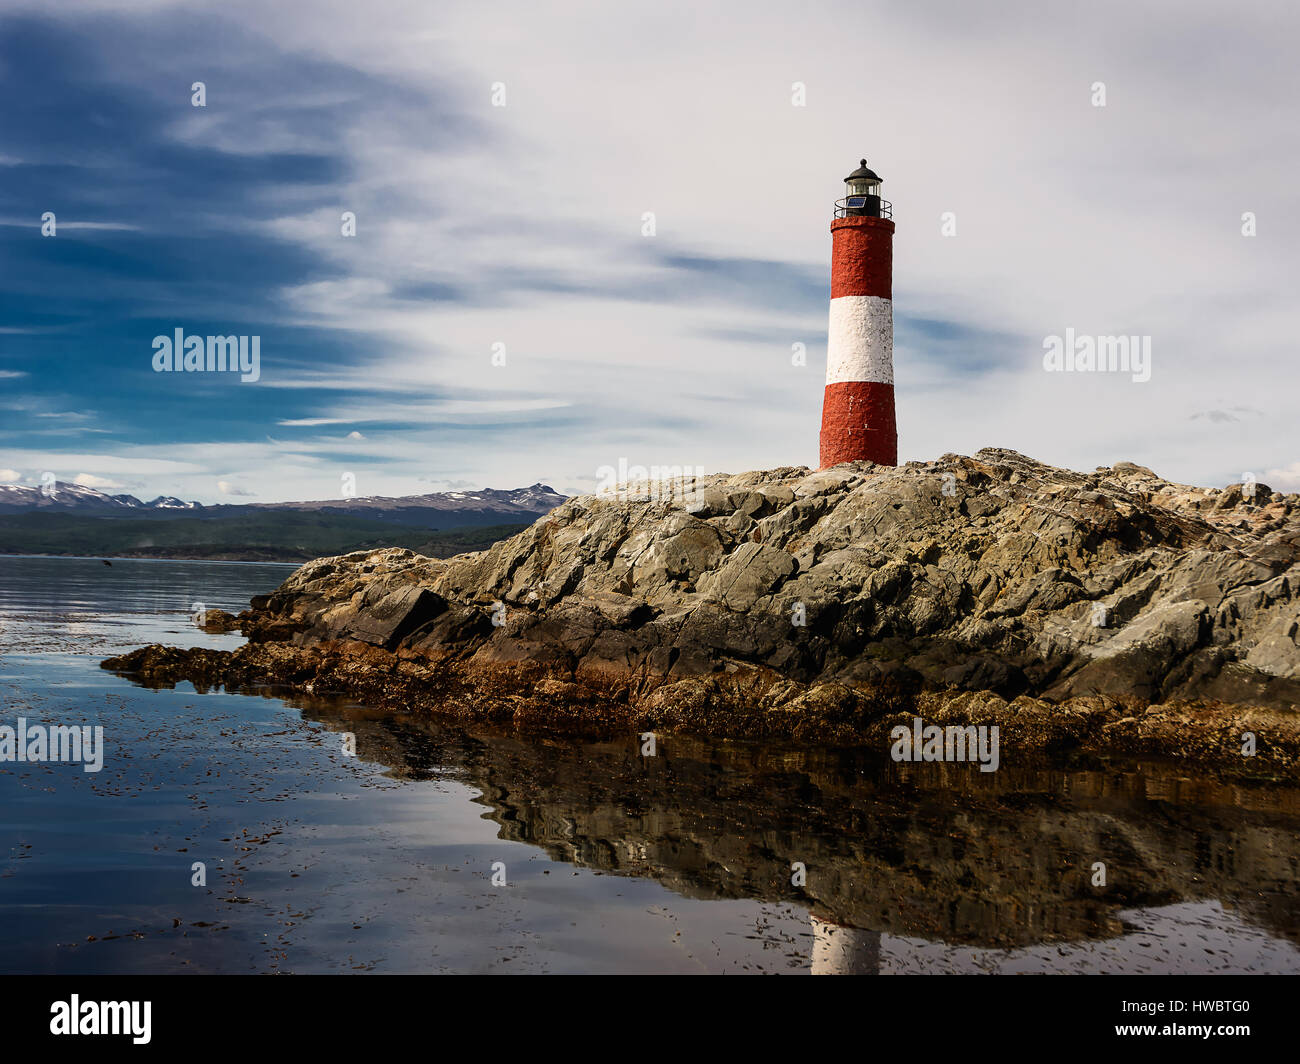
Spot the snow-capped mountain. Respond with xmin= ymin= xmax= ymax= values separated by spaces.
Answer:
xmin=238 ymin=483 xmax=569 ymax=528
xmin=0 ymin=482 xmax=204 ymax=513
xmin=0 ymin=481 xmax=567 ymax=528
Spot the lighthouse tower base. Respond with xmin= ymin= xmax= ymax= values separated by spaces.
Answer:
xmin=819 ymin=379 xmax=897 ymax=468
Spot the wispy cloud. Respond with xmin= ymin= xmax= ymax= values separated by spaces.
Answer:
xmin=72 ymin=472 xmax=126 ymax=489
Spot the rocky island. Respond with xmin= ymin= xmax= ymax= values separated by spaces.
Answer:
xmin=104 ymin=448 xmax=1300 ymax=776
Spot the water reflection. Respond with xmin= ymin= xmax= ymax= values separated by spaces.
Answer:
xmin=268 ymin=691 xmax=1300 ymax=963
xmin=812 ymin=918 xmax=881 ymax=975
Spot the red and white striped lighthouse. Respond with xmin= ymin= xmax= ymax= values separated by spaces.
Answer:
xmin=819 ymin=159 xmax=896 ymax=469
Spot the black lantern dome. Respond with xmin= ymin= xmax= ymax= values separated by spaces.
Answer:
xmin=836 ymin=158 xmax=891 ymax=219
xmin=845 ymin=159 xmax=881 ymax=184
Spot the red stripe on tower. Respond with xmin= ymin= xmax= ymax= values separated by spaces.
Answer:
xmin=819 ymin=159 xmax=896 ymax=469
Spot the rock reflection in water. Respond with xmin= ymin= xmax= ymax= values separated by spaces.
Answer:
xmin=276 ymin=690 xmax=1300 ymax=966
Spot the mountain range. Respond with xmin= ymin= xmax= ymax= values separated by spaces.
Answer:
xmin=0 ymin=482 xmax=202 ymax=513
xmin=0 ymin=482 xmax=569 ymax=561
xmin=0 ymin=481 xmax=567 ymax=529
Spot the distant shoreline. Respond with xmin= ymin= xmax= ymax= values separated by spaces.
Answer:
xmin=0 ymin=516 xmax=532 ymax=565
xmin=0 ymin=552 xmax=302 ymax=566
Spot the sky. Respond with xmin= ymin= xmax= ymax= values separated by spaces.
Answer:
xmin=0 ymin=0 xmax=1297 ymax=503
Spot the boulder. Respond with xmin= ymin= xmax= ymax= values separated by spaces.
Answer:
xmin=328 ymin=585 xmax=446 ymax=649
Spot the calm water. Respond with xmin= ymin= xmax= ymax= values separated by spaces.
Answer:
xmin=1 ymin=554 xmax=1298 ymax=974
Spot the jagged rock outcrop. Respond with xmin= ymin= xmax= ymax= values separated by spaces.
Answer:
xmin=104 ymin=449 xmax=1300 ymax=771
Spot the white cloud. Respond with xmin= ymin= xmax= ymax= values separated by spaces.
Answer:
xmin=217 ymin=480 xmax=256 ymax=496
xmin=0 ymin=468 xmax=21 ymax=483
xmin=73 ymin=473 xmax=125 ymax=489
xmin=1265 ymin=464 xmax=1300 ymax=494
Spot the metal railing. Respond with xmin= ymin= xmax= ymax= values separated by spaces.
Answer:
xmin=834 ymin=196 xmax=892 ymax=219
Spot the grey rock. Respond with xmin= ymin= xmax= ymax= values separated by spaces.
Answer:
xmin=696 ymin=542 xmax=797 ymax=610
xmin=246 ymin=449 xmax=1300 ymax=711
xmin=330 ymin=584 xmax=446 ymax=649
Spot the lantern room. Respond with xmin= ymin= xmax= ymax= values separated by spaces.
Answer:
xmin=835 ymin=159 xmax=891 ymax=219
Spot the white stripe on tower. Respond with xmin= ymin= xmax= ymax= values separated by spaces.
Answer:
xmin=825 ymin=295 xmax=894 ymax=385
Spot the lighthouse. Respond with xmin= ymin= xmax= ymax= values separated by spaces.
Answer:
xmin=819 ymin=159 xmax=896 ymax=469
